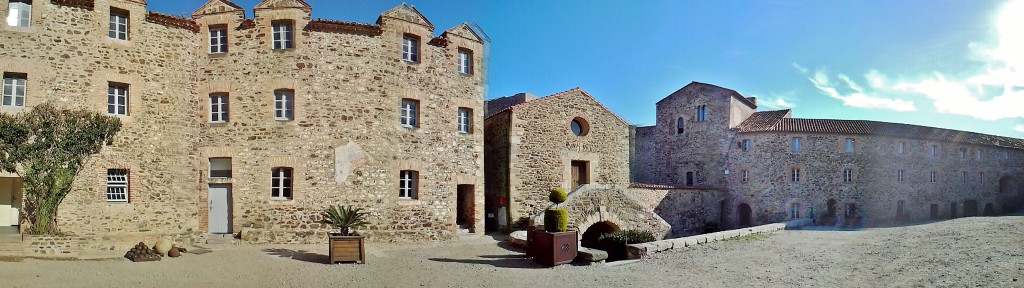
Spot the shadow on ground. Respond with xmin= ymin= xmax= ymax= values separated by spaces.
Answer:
xmin=428 ymin=254 xmax=545 ymax=269
xmin=263 ymin=248 xmax=328 ymax=264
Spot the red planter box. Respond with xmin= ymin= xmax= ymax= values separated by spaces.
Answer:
xmin=531 ymin=230 xmax=577 ymax=267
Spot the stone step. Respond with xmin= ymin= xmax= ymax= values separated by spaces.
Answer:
xmin=206 ymin=234 xmax=235 ymax=245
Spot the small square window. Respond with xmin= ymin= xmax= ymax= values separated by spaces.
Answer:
xmin=2 ymin=73 xmax=27 ymax=107
xmin=457 ymin=107 xmax=472 ymax=134
xmin=272 ymin=21 xmax=294 ymax=49
xmin=209 ymin=158 xmax=232 ymax=178
xmin=6 ymin=0 xmax=31 ymax=27
xmin=402 ymin=35 xmax=419 ymax=63
xmin=106 ymin=169 xmax=129 ymax=202
xmin=109 ymin=8 xmax=129 ymax=40
xmin=399 ymin=170 xmax=418 ymax=199
xmin=107 ymin=83 xmax=129 ymax=116
xmin=457 ymin=49 xmax=472 ymax=74
xmin=400 ymin=99 xmax=419 ymax=128
xmin=274 ymin=89 xmax=294 ymax=120
xmin=271 ymin=167 xmax=293 ymax=200
xmin=209 ymin=25 xmax=228 ymax=53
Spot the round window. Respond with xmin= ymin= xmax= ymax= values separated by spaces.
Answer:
xmin=570 ymin=117 xmax=589 ymax=136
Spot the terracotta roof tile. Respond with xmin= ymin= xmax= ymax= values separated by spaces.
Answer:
xmin=304 ymin=19 xmax=382 ymax=36
xmin=738 ymin=113 xmax=1024 ymax=150
xmin=146 ymin=12 xmax=199 ymax=33
xmin=484 ymin=87 xmax=630 ymax=126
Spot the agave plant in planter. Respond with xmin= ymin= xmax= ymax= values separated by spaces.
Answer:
xmin=321 ymin=205 xmax=370 ymax=264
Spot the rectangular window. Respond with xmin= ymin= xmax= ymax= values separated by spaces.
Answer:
xmin=209 ymin=158 xmax=232 ymax=178
xmin=897 ymin=200 xmax=905 ymax=216
xmin=741 ymin=139 xmax=750 ymax=152
xmin=898 ymin=142 xmax=905 ymax=155
xmin=105 ymin=169 xmax=129 ymax=202
xmin=107 ymin=83 xmax=128 ymax=116
xmin=695 ymin=105 xmax=707 ymax=122
xmin=791 ymin=137 xmax=801 ymax=153
xmin=930 ymin=171 xmax=936 ymax=183
xmin=789 ymin=203 xmax=801 ymax=219
xmin=2 ymin=73 xmax=26 ymax=107
xmin=272 ymin=21 xmax=293 ymax=49
xmin=1004 ymin=152 xmax=1009 ymax=161
xmin=976 ymin=149 xmax=982 ymax=160
xmin=457 ymin=107 xmax=471 ymax=134
xmin=6 ymin=0 xmax=30 ymax=27
xmin=270 ymin=167 xmax=293 ymax=200
xmin=959 ymin=147 xmax=966 ymax=158
xmin=109 ymin=8 xmax=129 ymax=40
xmin=741 ymin=170 xmax=748 ymax=182
xmin=930 ymin=145 xmax=938 ymax=157
xmin=845 ymin=203 xmax=857 ymax=218
xmin=898 ymin=169 xmax=904 ymax=182
xmin=844 ymin=138 xmax=855 ymax=153
xmin=400 ymin=99 xmax=418 ymax=128
xmin=399 ymin=170 xmax=418 ymax=199
xmin=274 ymin=90 xmax=294 ymax=120
xmin=843 ymin=168 xmax=852 ymax=183
xmin=457 ymin=49 xmax=472 ymax=74
xmin=402 ymin=35 xmax=419 ymax=62
xmin=979 ymin=172 xmax=984 ymax=184
xmin=209 ymin=26 xmax=228 ymax=53
xmin=961 ymin=171 xmax=967 ymax=183
xmin=209 ymin=94 xmax=229 ymax=123
xmin=791 ymin=168 xmax=800 ymax=182
xmin=685 ymin=171 xmax=694 ymax=186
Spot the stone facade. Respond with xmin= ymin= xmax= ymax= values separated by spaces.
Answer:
xmin=0 ymin=0 xmax=486 ymax=249
xmin=484 ymin=88 xmax=632 ymax=231
xmin=636 ymin=82 xmax=1024 ymax=230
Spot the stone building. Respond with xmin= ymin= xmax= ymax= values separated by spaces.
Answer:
xmin=1 ymin=0 xmax=486 ymax=250
xmin=635 ymin=82 xmax=1024 ymax=230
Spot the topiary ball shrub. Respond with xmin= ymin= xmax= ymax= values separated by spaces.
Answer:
xmin=544 ymin=208 xmax=568 ymax=232
xmin=597 ymin=229 xmax=657 ymax=261
xmin=549 ymin=187 xmax=567 ymax=205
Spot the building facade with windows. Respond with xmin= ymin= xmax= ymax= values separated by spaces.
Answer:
xmin=0 ymin=0 xmax=486 ymax=248
xmin=634 ymin=82 xmax=1024 ymax=230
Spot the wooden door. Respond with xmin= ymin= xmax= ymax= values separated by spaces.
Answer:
xmin=571 ymin=161 xmax=589 ymax=188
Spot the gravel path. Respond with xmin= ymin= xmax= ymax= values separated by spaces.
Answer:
xmin=1 ymin=215 xmax=1021 ymax=287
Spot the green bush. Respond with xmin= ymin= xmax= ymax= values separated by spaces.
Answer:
xmin=597 ymin=229 xmax=656 ymax=245
xmin=543 ymin=208 xmax=568 ymax=232
xmin=548 ymin=187 xmax=567 ymax=204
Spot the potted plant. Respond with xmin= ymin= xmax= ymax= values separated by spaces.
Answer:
xmin=531 ymin=187 xmax=578 ymax=266
xmin=321 ymin=205 xmax=369 ymax=264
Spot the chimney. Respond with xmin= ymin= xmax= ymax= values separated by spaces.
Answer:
xmin=745 ymin=97 xmax=757 ymax=106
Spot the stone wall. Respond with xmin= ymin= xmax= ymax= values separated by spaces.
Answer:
xmin=629 ymin=187 xmax=727 ymax=237
xmin=23 ymin=235 xmax=80 ymax=258
xmin=631 ymin=126 xmax=658 ymax=184
xmin=498 ymin=89 xmax=632 ymax=228
xmin=529 ymin=184 xmax=671 ymax=240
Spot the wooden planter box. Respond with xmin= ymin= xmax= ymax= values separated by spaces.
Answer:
xmin=531 ymin=230 xmax=577 ymax=267
xmin=328 ymin=235 xmax=365 ymax=264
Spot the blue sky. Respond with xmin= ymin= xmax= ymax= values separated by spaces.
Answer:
xmin=153 ymin=1 xmax=1024 ymax=138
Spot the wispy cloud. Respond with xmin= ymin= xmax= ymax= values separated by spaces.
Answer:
xmin=751 ymin=91 xmax=797 ymax=109
xmin=798 ymin=0 xmax=1024 ymax=121
xmin=804 ymin=69 xmax=917 ymax=112
xmin=1015 ymin=125 xmax=1024 ymax=133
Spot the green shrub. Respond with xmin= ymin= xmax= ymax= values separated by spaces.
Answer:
xmin=548 ymin=187 xmax=567 ymax=204
xmin=597 ymin=229 xmax=656 ymax=245
xmin=544 ymin=208 xmax=568 ymax=232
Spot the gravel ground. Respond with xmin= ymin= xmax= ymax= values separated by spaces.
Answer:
xmin=0 ymin=215 xmax=1021 ymax=288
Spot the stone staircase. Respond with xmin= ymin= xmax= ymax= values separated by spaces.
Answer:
xmin=0 ymin=227 xmax=23 ymax=257
xmin=206 ymin=233 xmax=235 ymax=245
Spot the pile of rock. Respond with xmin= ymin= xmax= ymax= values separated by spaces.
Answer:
xmin=124 ymin=242 xmax=161 ymax=262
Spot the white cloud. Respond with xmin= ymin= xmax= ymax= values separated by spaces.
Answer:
xmin=750 ymin=91 xmax=797 ymax=109
xmin=1015 ymin=125 xmax=1024 ymax=133
xmin=805 ymin=69 xmax=917 ymax=112
xmin=800 ymin=0 xmax=1024 ymax=121
xmin=791 ymin=63 xmax=809 ymax=74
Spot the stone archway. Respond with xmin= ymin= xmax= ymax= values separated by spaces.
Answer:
xmin=580 ymin=221 xmax=619 ymax=249
xmin=737 ymin=203 xmax=752 ymax=227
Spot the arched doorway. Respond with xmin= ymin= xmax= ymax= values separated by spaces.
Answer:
xmin=963 ymin=200 xmax=979 ymax=217
xmin=737 ymin=203 xmax=752 ymax=227
xmin=581 ymin=221 xmax=619 ymax=249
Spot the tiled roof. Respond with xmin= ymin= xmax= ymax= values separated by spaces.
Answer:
xmin=51 ymin=0 xmax=94 ymax=10
xmin=304 ymin=19 xmax=382 ymax=36
xmin=483 ymin=87 xmax=631 ymax=126
xmin=146 ymin=12 xmax=200 ymax=33
xmin=737 ymin=111 xmax=1024 ymax=150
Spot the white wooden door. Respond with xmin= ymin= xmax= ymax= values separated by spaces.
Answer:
xmin=208 ymin=185 xmax=232 ymax=234
xmin=0 ymin=179 xmax=12 ymax=227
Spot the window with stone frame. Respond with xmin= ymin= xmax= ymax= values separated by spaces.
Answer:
xmin=843 ymin=168 xmax=853 ymax=182
xmin=457 ymin=107 xmax=472 ymax=134
xmin=676 ymin=117 xmax=685 ymax=134
xmin=109 ymin=8 xmax=129 ymax=40
xmin=844 ymin=203 xmax=857 ymax=218
xmin=1004 ymin=151 xmax=1010 ymax=161
xmin=6 ymin=0 xmax=31 ymax=27
xmin=2 ymin=73 xmax=26 ymax=107
xmin=959 ymin=147 xmax=967 ymax=158
xmin=695 ymin=105 xmax=707 ymax=122
xmin=399 ymin=170 xmax=418 ymax=199
xmin=457 ymin=48 xmax=472 ymax=74
xmin=897 ymin=142 xmax=905 ymax=155
xmin=979 ymin=172 xmax=984 ymax=184
xmin=844 ymin=138 xmax=855 ymax=153
xmin=975 ymin=149 xmax=982 ymax=160
xmin=400 ymin=98 xmax=419 ymax=128
xmin=741 ymin=170 xmax=748 ymax=182
xmin=685 ymin=171 xmax=694 ymax=186
xmin=789 ymin=203 xmax=801 ymax=219
xmin=209 ymin=158 xmax=232 ymax=178
xmin=897 ymin=169 xmax=904 ymax=182
xmin=961 ymin=171 xmax=967 ymax=183
xmin=741 ymin=139 xmax=750 ymax=152
xmin=272 ymin=20 xmax=294 ymax=49
xmin=209 ymin=93 xmax=229 ymax=123
xmin=402 ymin=34 xmax=420 ymax=63
xmin=273 ymin=89 xmax=294 ymax=121
xmin=791 ymin=137 xmax=802 ymax=153
xmin=791 ymin=168 xmax=801 ymax=182
xmin=209 ymin=25 xmax=228 ymax=53
xmin=107 ymin=83 xmax=129 ymax=116
xmin=106 ymin=169 xmax=129 ymax=202
xmin=930 ymin=171 xmax=936 ymax=183
xmin=270 ymin=167 xmax=293 ymax=200
xmin=930 ymin=144 xmax=938 ymax=157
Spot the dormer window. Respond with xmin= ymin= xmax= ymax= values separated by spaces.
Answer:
xmin=402 ymin=34 xmax=419 ymax=63
xmin=209 ymin=25 xmax=228 ymax=53
xmin=272 ymin=20 xmax=294 ymax=50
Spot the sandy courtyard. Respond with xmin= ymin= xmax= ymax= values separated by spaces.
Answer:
xmin=1 ymin=215 xmax=1021 ymax=288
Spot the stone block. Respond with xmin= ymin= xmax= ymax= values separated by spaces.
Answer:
xmin=651 ymin=240 xmax=672 ymax=252
xmin=577 ymin=247 xmax=608 ymax=262
xmin=626 ymin=243 xmax=652 ymax=259
xmin=668 ymin=238 xmax=689 ymax=249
